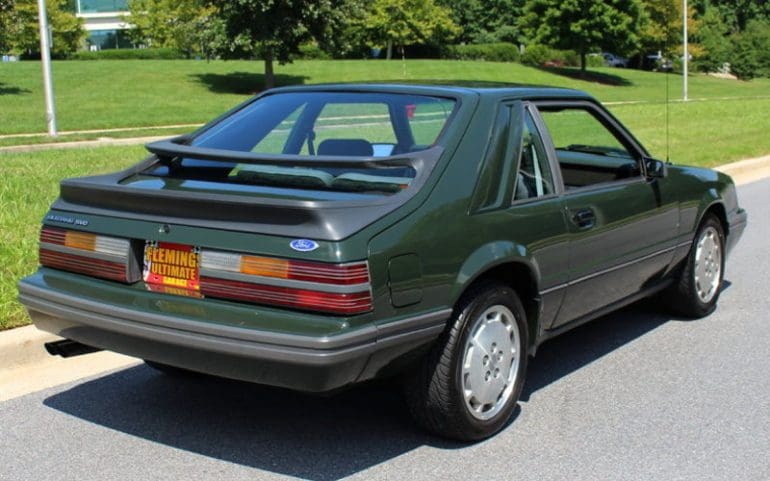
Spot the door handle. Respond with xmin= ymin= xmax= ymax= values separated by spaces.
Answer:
xmin=572 ymin=208 xmax=596 ymax=228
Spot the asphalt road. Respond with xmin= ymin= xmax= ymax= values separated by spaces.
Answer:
xmin=2 ymin=179 xmax=769 ymax=481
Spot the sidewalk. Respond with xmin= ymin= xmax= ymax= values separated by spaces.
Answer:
xmin=0 ymin=325 xmax=138 ymax=402
xmin=0 ymin=123 xmax=201 ymax=140
xmin=714 ymin=155 xmax=770 ymax=186
xmin=0 ymin=135 xmax=174 ymax=153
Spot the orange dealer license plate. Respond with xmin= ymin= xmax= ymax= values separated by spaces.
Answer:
xmin=143 ymin=241 xmax=201 ymax=295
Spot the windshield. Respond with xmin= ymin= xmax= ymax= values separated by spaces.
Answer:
xmin=140 ymin=91 xmax=456 ymax=195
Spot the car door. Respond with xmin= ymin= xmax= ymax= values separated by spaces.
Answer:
xmin=532 ymin=101 xmax=680 ymax=328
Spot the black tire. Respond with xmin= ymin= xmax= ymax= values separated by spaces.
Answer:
xmin=666 ymin=214 xmax=725 ymax=318
xmin=143 ymin=360 xmax=207 ymax=378
xmin=403 ymin=281 xmax=529 ymax=441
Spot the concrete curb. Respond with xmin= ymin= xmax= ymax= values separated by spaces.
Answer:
xmin=715 ymin=155 xmax=770 ymax=186
xmin=0 ymin=325 xmax=59 ymax=372
xmin=0 ymin=123 xmax=202 ymax=140
xmin=0 ymin=135 xmax=172 ymax=154
xmin=1 ymin=154 xmax=769 ymax=374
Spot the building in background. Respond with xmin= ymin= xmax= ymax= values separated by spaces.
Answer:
xmin=69 ymin=0 xmax=132 ymax=50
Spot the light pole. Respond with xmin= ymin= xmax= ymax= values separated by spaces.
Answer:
xmin=683 ymin=0 xmax=688 ymax=101
xmin=37 ymin=0 xmax=58 ymax=136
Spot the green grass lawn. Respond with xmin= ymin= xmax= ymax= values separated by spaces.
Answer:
xmin=2 ymin=59 xmax=770 ymax=135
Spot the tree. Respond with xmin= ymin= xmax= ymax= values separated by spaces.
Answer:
xmin=694 ymin=7 xmax=730 ymax=72
xmin=7 ymin=0 xmax=84 ymax=57
xmin=522 ymin=0 xmax=642 ymax=72
xmin=355 ymin=0 xmax=459 ymax=60
xmin=729 ymin=19 xmax=770 ymax=79
xmin=439 ymin=0 xmax=524 ymax=44
xmin=637 ymin=0 xmax=698 ymax=62
xmin=211 ymin=0 xmax=353 ymax=90
xmin=0 ymin=0 xmax=14 ymax=53
xmin=695 ymin=0 xmax=770 ymax=32
xmin=125 ymin=0 xmax=222 ymax=58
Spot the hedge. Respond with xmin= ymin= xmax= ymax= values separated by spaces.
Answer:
xmin=70 ymin=48 xmax=186 ymax=60
xmin=446 ymin=43 xmax=520 ymax=62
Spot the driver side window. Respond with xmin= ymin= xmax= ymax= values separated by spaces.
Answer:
xmin=538 ymin=105 xmax=641 ymax=189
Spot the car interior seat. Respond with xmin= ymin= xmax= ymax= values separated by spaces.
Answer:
xmin=317 ymin=139 xmax=374 ymax=157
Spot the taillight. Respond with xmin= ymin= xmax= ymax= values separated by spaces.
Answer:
xmin=199 ymin=249 xmax=372 ymax=315
xmin=39 ymin=226 xmax=139 ymax=283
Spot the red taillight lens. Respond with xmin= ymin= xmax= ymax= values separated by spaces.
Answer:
xmin=199 ymin=249 xmax=372 ymax=315
xmin=199 ymin=277 xmax=372 ymax=315
xmin=39 ymin=226 xmax=137 ymax=283
xmin=39 ymin=249 xmax=129 ymax=282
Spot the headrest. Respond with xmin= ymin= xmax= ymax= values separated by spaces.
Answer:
xmin=317 ymin=139 xmax=374 ymax=157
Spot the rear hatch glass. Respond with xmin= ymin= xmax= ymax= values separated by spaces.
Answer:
xmin=134 ymin=92 xmax=457 ymax=196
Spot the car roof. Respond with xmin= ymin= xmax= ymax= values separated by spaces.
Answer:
xmin=267 ymin=83 xmax=594 ymax=102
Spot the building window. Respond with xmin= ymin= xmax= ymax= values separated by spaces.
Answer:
xmin=77 ymin=0 xmax=128 ymax=14
xmin=86 ymin=29 xmax=133 ymax=50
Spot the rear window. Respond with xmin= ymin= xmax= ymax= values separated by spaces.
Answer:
xmin=142 ymin=91 xmax=456 ymax=195
xmin=193 ymin=91 xmax=455 ymax=156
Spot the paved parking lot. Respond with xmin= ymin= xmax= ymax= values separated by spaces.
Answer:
xmin=1 ymin=178 xmax=768 ymax=481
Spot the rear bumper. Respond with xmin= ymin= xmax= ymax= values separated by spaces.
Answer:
xmin=18 ymin=273 xmax=449 ymax=392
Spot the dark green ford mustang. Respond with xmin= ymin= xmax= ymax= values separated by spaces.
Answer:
xmin=18 ymin=85 xmax=747 ymax=440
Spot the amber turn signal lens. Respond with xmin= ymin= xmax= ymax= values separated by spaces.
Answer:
xmin=240 ymin=256 xmax=290 ymax=278
xmin=64 ymin=231 xmax=96 ymax=251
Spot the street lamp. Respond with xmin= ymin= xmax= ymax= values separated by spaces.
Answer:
xmin=683 ymin=0 xmax=688 ymax=101
xmin=37 ymin=0 xmax=58 ymax=136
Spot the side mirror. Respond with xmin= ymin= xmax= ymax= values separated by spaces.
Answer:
xmin=645 ymin=158 xmax=668 ymax=179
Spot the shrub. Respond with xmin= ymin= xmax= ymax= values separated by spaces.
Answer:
xmin=297 ymin=43 xmax=331 ymax=60
xmin=586 ymin=54 xmax=606 ymax=68
xmin=69 ymin=48 xmax=186 ymax=60
xmin=520 ymin=44 xmax=580 ymax=67
xmin=446 ymin=43 xmax=520 ymax=62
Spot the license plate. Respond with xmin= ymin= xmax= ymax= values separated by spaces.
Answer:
xmin=143 ymin=241 xmax=200 ymax=292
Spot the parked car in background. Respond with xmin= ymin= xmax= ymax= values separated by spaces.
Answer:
xmin=20 ymin=84 xmax=747 ymax=441
xmin=601 ymin=52 xmax=628 ymax=67
xmin=643 ymin=52 xmax=674 ymax=72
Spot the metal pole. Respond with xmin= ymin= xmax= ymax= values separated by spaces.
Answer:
xmin=37 ymin=0 xmax=58 ymax=136
xmin=683 ymin=0 xmax=688 ymax=101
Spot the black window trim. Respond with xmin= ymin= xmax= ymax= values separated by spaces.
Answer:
xmin=507 ymin=102 xmax=565 ymax=207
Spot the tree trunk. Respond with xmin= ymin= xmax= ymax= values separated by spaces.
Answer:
xmin=386 ymin=39 xmax=393 ymax=60
xmin=264 ymin=54 xmax=275 ymax=91
xmin=580 ymin=48 xmax=587 ymax=76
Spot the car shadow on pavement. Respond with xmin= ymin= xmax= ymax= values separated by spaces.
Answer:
xmin=42 ymin=295 xmax=708 ymax=480
xmin=521 ymin=300 xmax=671 ymax=401
xmin=43 ymin=365 xmax=463 ymax=480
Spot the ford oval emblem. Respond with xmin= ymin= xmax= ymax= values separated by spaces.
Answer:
xmin=290 ymin=239 xmax=319 ymax=252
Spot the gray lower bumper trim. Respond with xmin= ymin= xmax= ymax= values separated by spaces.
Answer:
xmin=18 ymin=280 xmax=450 ymax=367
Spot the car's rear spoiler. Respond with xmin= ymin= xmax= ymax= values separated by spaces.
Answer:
xmin=51 ymin=141 xmax=445 ymax=241
xmin=146 ymin=139 xmax=418 ymax=170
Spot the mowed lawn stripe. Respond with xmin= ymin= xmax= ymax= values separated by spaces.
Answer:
xmin=2 ymin=59 xmax=770 ymax=135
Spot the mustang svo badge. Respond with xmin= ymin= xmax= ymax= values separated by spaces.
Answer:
xmin=290 ymin=239 xmax=319 ymax=252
